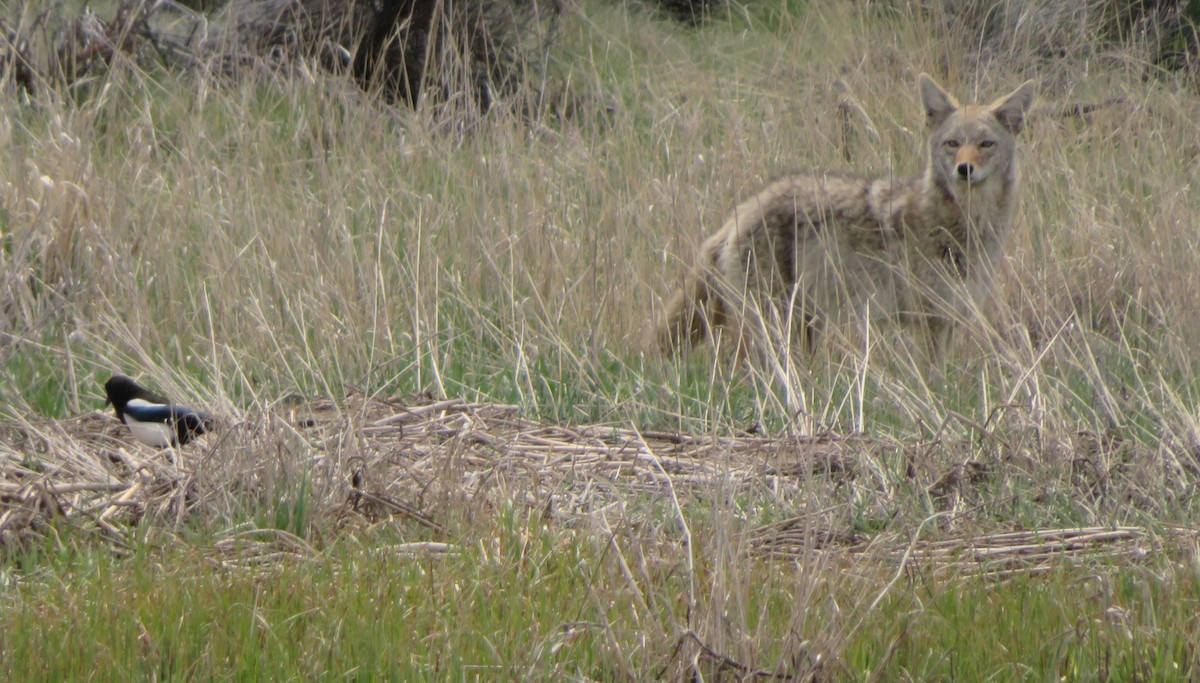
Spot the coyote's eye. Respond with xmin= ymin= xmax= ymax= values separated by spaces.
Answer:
xmin=979 ymin=140 xmax=996 ymax=148
xmin=944 ymin=140 xmax=960 ymax=149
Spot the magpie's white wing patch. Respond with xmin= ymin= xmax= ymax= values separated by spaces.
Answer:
xmin=125 ymin=418 xmax=176 ymax=448
xmin=125 ymin=398 xmax=208 ymax=424
xmin=124 ymin=398 xmax=179 ymax=423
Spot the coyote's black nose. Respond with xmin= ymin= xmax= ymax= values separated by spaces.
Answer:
xmin=957 ymin=163 xmax=974 ymax=179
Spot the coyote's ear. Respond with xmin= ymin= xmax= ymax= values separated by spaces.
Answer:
xmin=990 ymin=80 xmax=1036 ymax=135
xmin=919 ymin=73 xmax=959 ymax=128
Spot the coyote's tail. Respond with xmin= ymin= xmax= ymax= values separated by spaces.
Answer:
xmin=656 ymin=269 xmax=723 ymax=353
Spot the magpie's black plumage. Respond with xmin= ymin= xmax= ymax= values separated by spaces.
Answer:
xmin=103 ymin=375 xmax=212 ymax=447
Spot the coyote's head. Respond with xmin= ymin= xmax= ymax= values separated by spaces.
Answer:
xmin=920 ymin=75 xmax=1036 ymax=188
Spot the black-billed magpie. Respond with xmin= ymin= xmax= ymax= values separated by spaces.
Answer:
xmin=103 ymin=375 xmax=212 ymax=447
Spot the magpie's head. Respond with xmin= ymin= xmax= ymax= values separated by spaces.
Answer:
xmin=105 ymin=375 xmax=140 ymax=408
xmin=104 ymin=374 xmax=170 ymax=411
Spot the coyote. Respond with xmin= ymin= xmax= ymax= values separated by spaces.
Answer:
xmin=657 ymin=74 xmax=1036 ymax=370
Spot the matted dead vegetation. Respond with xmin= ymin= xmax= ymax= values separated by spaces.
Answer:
xmin=3 ymin=395 xmax=1196 ymax=577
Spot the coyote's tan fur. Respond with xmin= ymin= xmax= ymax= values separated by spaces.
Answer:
xmin=657 ymin=74 xmax=1036 ymax=368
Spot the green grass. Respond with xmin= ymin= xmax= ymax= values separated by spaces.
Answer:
xmin=848 ymin=561 xmax=1200 ymax=681
xmin=3 ymin=515 xmax=1199 ymax=681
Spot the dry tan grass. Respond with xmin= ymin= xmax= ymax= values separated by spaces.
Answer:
xmin=0 ymin=2 xmax=1195 ymax=562
xmin=2 ymin=4 xmax=1199 ymax=678
xmin=4 ymin=395 xmax=1196 ymax=581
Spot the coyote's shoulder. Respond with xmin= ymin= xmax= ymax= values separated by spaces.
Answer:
xmin=657 ymin=74 xmax=1036 ymax=368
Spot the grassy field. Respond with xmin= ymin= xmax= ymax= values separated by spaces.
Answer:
xmin=3 ymin=0 xmax=1200 ymax=679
